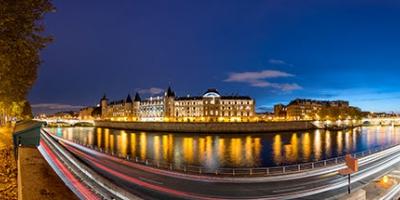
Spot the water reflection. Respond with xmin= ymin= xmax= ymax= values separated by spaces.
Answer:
xmin=47 ymin=126 xmax=400 ymax=169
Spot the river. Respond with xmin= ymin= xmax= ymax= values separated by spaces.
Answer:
xmin=45 ymin=126 xmax=400 ymax=169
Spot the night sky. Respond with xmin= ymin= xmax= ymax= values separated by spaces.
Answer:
xmin=30 ymin=0 xmax=400 ymax=114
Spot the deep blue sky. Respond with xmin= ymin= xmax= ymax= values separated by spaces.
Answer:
xmin=30 ymin=0 xmax=400 ymax=114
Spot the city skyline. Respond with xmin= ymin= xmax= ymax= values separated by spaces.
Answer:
xmin=29 ymin=1 xmax=400 ymax=114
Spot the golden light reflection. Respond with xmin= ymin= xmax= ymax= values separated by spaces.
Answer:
xmin=273 ymin=135 xmax=282 ymax=164
xmin=140 ymin=132 xmax=147 ymax=159
xmin=153 ymin=136 xmax=160 ymax=161
xmin=325 ymin=131 xmax=332 ymax=157
xmin=245 ymin=136 xmax=253 ymax=162
xmin=199 ymin=138 xmax=205 ymax=161
xmin=314 ymin=130 xmax=321 ymax=160
xmin=119 ymin=131 xmax=128 ymax=157
xmin=206 ymin=136 xmax=213 ymax=166
xmin=254 ymin=138 xmax=261 ymax=159
xmin=130 ymin=133 xmax=136 ymax=157
xmin=66 ymin=128 xmax=73 ymax=140
xmin=230 ymin=138 xmax=242 ymax=165
xmin=352 ymin=130 xmax=357 ymax=151
xmin=218 ymin=138 xmax=225 ymax=163
xmin=88 ymin=129 xmax=94 ymax=145
xmin=286 ymin=133 xmax=298 ymax=162
xmin=337 ymin=131 xmax=343 ymax=154
xmin=162 ymin=135 xmax=168 ymax=160
xmin=110 ymin=134 xmax=114 ymax=153
xmin=168 ymin=134 xmax=174 ymax=160
xmin=302 ymin=133 xmax=311 ymax=161
xmin=345 ymin=131 xmax=351 ymax=153
xmin=183 ymin=137 xmax=193 ymax=163
xmin=104 ymin=128 xmax=110 ymax=150
xmin=96 ymin=128 xmax=102 ymax=148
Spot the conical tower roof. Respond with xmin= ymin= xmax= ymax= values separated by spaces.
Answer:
xmin=166 ymin=86 xmax=175 ymax=97
xmin=134 ymin=92 xmax=141 ymax=102
xmin=126 ymin=94 xmax=133 ymax=103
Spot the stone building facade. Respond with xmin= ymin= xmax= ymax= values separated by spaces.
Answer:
xmin=274 ymin=99 xmax=361 ymax=120
xmin=97 ymin=87 xmax=256 ymax=122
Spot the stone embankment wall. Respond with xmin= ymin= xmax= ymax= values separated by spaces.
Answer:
xmin=94 ymin=120 xmax=317 ymax=133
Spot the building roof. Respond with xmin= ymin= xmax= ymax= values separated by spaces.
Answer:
xmin=92 ymin=106 xmax=102 ymax=116
xmin=126 ymin=94 xmax=133 ymax=103
xmin=175 ymin=96 xmax=203 ymax=100
xmin=101 ymin=94 xmax=108 ymax=101
xmin=203 ymin=88 xmax=221 ymax=98
xmin=166 ymin=86 xmax=176 ymax=97
xmin=203 ymin=88 xmax=220 ymax=95
xmin=175 ymin=95 xmax=252 ymax=100
xmin=220 ymin=96 xmax=252 ymax=100
xmin=134 ymin=92 xmax=141 ymax=102
xmin=287 ymin=98 xmax=349 ymax=106
xmin=109 ymin=99 xmax=124 ymax=105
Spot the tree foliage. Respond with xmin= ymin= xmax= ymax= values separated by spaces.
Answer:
xmin=317 ymin=106 xmax=363 ymax=121
xmin=0 ymin=0 xmax=54 ymax=123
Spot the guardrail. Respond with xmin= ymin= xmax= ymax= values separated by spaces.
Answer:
xmin=67 ymin=136 xmax=396 ymax=177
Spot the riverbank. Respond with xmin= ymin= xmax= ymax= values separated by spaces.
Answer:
xmin=95 ymin=120 xmax=317 ymax=133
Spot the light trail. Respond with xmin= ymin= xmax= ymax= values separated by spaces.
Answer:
xmin=41 ymin=128 xmax=400 ymax=199
xmin=40 ymin=129 xmax=141 ymax=200
xmin=64 ymin=143 xmax=223 ymax=200
xmin=46 ymin=130 xmax=400 ymax=183
xmin=39 ymin=139 xmax=99 ymax=200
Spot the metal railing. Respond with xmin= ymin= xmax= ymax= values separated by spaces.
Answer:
xmin=70 ymin=138 xmax=396 ymax=177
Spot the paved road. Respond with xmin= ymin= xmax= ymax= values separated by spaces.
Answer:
xmin=52 ymin=135 xmax=400 ymax=200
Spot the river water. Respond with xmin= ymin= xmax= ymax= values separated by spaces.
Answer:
xmin=45 ymin=126 xmax=400 ymax=169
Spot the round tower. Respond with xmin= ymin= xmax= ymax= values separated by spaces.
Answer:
xmin=100 ymin=94 xmax=108 ymax=118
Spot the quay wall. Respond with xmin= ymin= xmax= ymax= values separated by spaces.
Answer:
xmin=94 ymin=120 xmax=317 ymax=133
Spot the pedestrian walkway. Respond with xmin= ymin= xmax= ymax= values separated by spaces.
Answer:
xmin=364 ymin=167 xmax=400 ymax=200
xmin=338 ymin=164 xmax=400 ymax=200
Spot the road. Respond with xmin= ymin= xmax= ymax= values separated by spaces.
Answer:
xmin=44 ymin=131 xmax=400 ymax=200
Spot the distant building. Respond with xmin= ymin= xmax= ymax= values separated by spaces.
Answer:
xmin=97 ymin=87 xmax=256 ymax=122
xmin=79 ymin=107 xmax=94 ymax=120
xmin=79 ymin=105 xmax=101 ymax=120
xmin=273 ymin=104 xmax=287 ymax=120
xmin=274 ymin=99 xmax=361 ymax=120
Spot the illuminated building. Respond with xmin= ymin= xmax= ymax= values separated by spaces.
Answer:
xmin=274 ymin=99 xmax=361 ymax=121
xmin=95 ymin=87 xmax=256 ymax=122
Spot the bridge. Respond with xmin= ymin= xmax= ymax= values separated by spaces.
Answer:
xmin=362 ymin=117 xmax=400 ymax=126
xmin=35 ymin=118 xmax=95 ymax=126
xmin=38 ymin=127 xmax=400 ymax=200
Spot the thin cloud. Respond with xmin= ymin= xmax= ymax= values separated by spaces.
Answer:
xmin=269 ymin=59 xmax=286 ymax=65
xmin=138 ymin=87 xmax=164 ymax=95
xmin=256 ymin=105 xmax=273 ymax=113
xmin=268 ymin=59 xmax=293 ymax=66
xmin=31 ymin=103 xmax=84 ymax=110
xmin=31 ymin=103 xmax=85 ymax=115
xmin=224 ymin=70 xmax=302 ymax=91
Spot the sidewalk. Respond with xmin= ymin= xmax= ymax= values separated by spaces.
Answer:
xmin=338 ymin=165 xmax=400 ymax=200
xmin=363 ymin=167 xmax=400 ymax=200
xmin=18 ymin=147 xmax=77 ymax=200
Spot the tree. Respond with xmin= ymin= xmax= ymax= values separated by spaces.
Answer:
xmin=0 ymin=0 xmax=54 ymax=124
